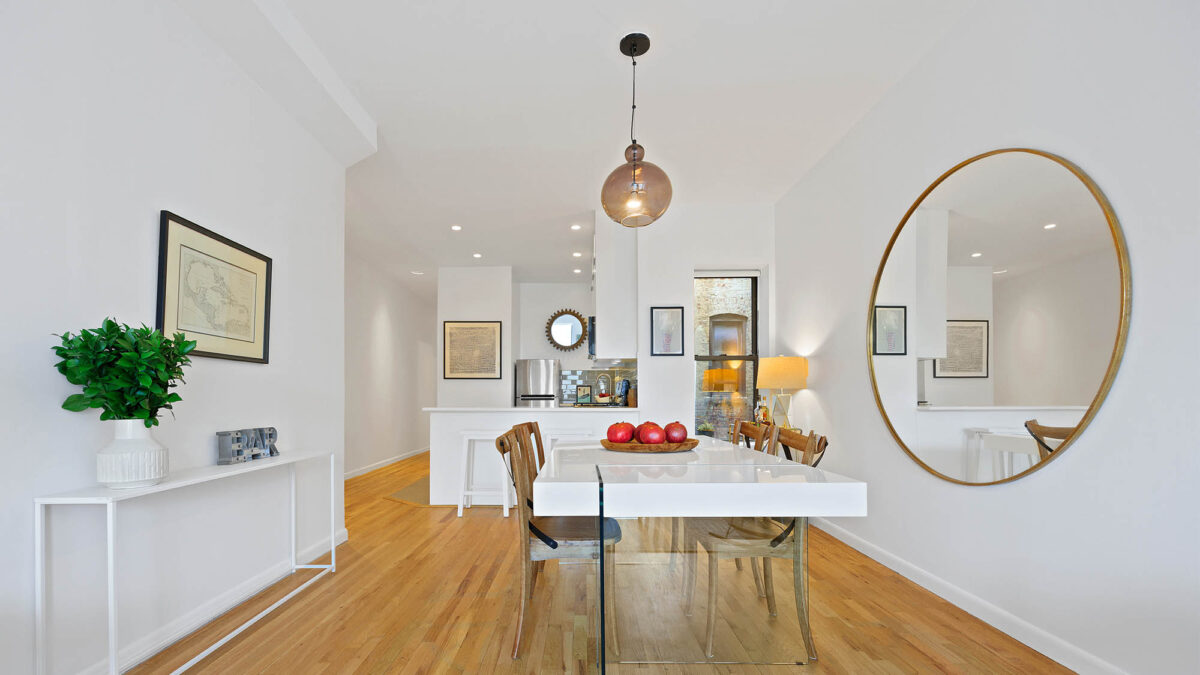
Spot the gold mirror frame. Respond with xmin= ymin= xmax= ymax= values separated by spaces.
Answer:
xmin=866 ymin=148 xmax=1132 ymax=486
xmin=546 ymin=308 xmax=588 ymax=351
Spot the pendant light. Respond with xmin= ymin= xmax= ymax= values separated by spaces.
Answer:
xmin=601 ymin=33 xmax=673 ymax=228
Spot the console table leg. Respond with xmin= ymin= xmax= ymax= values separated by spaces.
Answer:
xmin=329 ymin=453 xmax=337 ymax=573
xmin=289 ymin=464 xmax=297 ymax=570
xmin=106 ymin=502 xmax=118 ymax=675
xmin=34 ymin=503 xmax=46 ymax=675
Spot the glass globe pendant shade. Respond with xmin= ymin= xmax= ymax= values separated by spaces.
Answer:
xmin=601 ymin=143 xmax=673 ymax=227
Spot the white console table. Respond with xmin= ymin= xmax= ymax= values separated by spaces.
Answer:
xmin=34 ymin=452 xmax=337 ymax=675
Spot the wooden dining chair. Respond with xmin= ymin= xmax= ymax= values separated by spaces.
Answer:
xmin=1024 ymin=419 xmax=1074 ymax=461
xmin=495 ymin=428 xmax=621 ymax=659
xmin=769 ymin=426 xmax=829 ymax=467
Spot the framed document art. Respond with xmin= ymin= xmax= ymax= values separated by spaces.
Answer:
xmin=872 ymin=305 xmax=907 ymax=355
xmin=650 ymin=306 xmax=685 ymax=356
xmin=157 ymin=211 xmax=272 ymax=363
xmin=933 ymin=320 xmax=989 ymax=378
xmin=443 ymin=321 xmax=502 ymax=379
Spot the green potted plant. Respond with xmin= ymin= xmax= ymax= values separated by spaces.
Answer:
xmin=697 ymin=422 xmax=715 ymax=438
xmin=53 ymin=318 xmax=196 ymax=488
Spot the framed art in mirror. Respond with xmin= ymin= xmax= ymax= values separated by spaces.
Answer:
xmin=872 ymin=306 xmax=907 ymax=355
xmin=933 ymin=320 xmax=989 ymax=378
xmin=866 ymin=148 xmax=1131 ymax=485
xmin=157 ymin=211 xmax=272 ymax=363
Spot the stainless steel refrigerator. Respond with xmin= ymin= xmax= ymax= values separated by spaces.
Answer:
xmin=514 ymin=359 xmax=561 ymax=407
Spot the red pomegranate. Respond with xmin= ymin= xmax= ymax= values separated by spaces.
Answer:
xmin=637 ymin=423 xmax=666 ymax=444
xmin=664 ymin=421 xmax=688 ymax=443
xmin=607 ymin=421 xmax=635 ymax=443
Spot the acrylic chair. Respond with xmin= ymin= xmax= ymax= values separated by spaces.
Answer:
xmin=682 ymin=426 xmax=829 ymax=660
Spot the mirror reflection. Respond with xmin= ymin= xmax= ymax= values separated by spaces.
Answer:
xmin=546 ymin=309 xmax=586 ymax=350
xmin=870 ymin=150 xmax=1128 ymax=484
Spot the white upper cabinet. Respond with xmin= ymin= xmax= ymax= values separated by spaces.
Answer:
xmin=592 ymin=210 xmax=638 ymax=358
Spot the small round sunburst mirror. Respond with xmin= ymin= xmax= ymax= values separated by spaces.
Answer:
xmin=546 ymin=309 xmax=587 ymax=351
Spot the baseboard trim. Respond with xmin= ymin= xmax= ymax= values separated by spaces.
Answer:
xmin=813 ymin=518 xmax=1123 ymax=675
xmin=344 ymin=447 xmax=428 ymax=479
xmin=79 ymin=528 xmax=350 ymax=675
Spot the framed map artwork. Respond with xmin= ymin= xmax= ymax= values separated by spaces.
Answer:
xmin=157 ymin=211 xmax=272 ymax=363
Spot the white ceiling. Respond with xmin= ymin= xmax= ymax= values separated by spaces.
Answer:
xmin=283 ymin=0 xmax=970 ymax=295
xmin=918 ymin=152 xmax=1116 ymax=279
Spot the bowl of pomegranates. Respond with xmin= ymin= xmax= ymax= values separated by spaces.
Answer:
xmin=601 ymin=421 xmax=698 ymax=453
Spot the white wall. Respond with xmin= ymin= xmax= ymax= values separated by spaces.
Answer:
xmin=345 ymin=253 xmax=436 ymax=477
xmin=633 ymin=203 xmax=775 ymax=427
xmin=0 ymin=2 xmax=348 ymax=672
xmin=436 ymin=266 xmax=513 ymax=407
xmin=516 ymin=282 xmax=593 ymax=371
xmin=774 ymin=2 xmax=1199 ymax=673
xmin=993 ymin=248 xmax=1120 ymax=406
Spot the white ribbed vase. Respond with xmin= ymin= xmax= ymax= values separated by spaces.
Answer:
xmin=98 ymin=420 xmax=169 ymax=489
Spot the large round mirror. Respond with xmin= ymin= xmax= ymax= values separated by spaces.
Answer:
xmin=546 ymin=308 xmax=587 ymax=351
xmin=868 ymin=149 xmax=1130 ymax=485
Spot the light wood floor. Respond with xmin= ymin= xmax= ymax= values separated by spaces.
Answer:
xmin=130 ymin=454 xmax=1069 ymax=674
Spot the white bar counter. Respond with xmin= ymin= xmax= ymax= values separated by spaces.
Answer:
xmin=423 ymin=406 xmax=640 ymax=506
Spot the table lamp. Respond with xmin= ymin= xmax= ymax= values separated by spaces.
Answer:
xmin=756 ymin=356 xmax=808 ymax=428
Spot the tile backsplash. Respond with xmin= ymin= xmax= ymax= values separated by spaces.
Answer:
xmin=561 ymin=362 xmax=637 ymax=404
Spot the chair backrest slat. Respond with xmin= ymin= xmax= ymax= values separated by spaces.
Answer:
xmin=733 ymin=420 xmax=772 ymax=452
xmin=496 ymin=428 xmax=534 ymax=526
xmin=512 ymin=421 xmax=546 ymax=470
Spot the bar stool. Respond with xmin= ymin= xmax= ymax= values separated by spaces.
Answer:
xmin=458 ymin=430 xmax=512 ymax=517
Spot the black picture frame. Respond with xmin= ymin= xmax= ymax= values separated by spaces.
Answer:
xmin=933 ymin=319 xmax=990 ymax=378
xmin=650 ymin=306 xmax=685 ymax=356
xmin=442 ymin=320 xmax=503 ymax=379
xmin=156 ymin=211 xmax=272 ymax=364
xmin=872 ymin=305 xmax=908 ymax=355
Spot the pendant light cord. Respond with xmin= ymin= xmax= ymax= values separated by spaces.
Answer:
xmin=630 ymin=49 xmax=637 ymax=145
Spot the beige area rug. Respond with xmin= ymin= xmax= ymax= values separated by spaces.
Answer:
xmin=385 ymin=476 xmax=450 ymax=508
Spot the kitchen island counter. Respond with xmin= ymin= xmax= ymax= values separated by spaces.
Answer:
xmin=425 ymin=407 xmax=641 ymax=508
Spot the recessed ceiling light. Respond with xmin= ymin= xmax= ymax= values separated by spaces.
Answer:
xmin=570 ymin=224 xmax=582 ymax=231
xmin=410 ymin=271 xmax=425 ymax=275
xmin=970 ymin=252 xmax=983 ymax=258
xmin=573 ymin=268 xmax=582 ymax=274
xmin=1043 ymin=223 xmax=1057 ymax=230
xmin=572 ymin=252 xmax=583 ymax=257
xmin=993 ymin=269 xmax=1008 ymax=275
xmin=451 ymin=225 xmax=463 ymax=231
xmin=472 ymin=253 xmax=482 ymax=258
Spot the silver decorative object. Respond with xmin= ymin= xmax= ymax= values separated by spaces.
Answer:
xmin=216 ymin=427 xmax=279 ymax=465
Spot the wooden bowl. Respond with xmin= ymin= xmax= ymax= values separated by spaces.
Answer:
xmin=600 ymin=438 xmax=700 ymax=453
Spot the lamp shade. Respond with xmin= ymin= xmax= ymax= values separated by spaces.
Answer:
xmin=757 ymin=356 xmax=808 ymax=390
xmin=701 ymin=367 xmax=738 ymax=392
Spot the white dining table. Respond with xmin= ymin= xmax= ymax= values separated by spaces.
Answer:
xmin=533 ymin=437 xmax=867 ymax=518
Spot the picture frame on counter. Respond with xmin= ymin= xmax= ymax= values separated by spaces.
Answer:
xmin=650 ymin=306 xmax=685 ymax=356
xmin=156 ymin=210 xmax=272 ymax=363
xmin=575 ymin=385 xmax=592 ymax=404
xmin=933 ymin=319 xmax=989 ymax=378
xmin=443 ymin=321 xmax=502 ymax=379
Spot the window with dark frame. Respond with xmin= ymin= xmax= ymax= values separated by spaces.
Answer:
xmin=693 ymin=276 xmax=759 ymax=440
